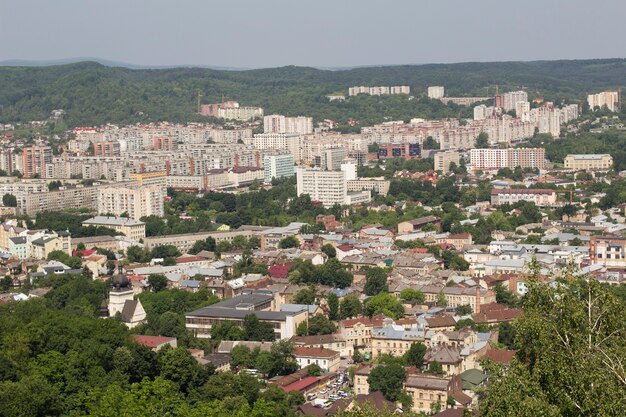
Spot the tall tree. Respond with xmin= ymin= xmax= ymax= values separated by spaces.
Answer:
xmin=327 ymin=292 xmax=339 ymax=320
xmin=364 ymin=267 xmax=388 ymax=296
xmin=367 ymin=363 xmax=407 ymax=402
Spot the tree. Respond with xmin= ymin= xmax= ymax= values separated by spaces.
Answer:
xmin=47 ymin=250 xmax=82 ymax=269
xmin=327 ymin=292 xmax=339 ymax=320
xmin=364 ymin=293 xmax=404 ymax=319
xmin=157 ymin=347 xmax=207 ymax=394
xmin=399 ymin=288 xmax=425 ymax=303
xmin=307 ymin=314 xmax=336 ymax=336
xmin=498 ymin=322 xmax=516 ymax=350
xmin=47 ymin=180 xmax=62 ymax=191
xmin=481 ymin=278 xmax=626 ymax=416
xmin=277 ymin=236 xmax=299 ymax=249
xmin=2 ymin=193 xmax=17 ymax=207
xmin=436 ymin=291 xmax=448 ymax=307
xmin=306 ymin=364 xmax=322 ymax=377
xmin=148 ymin=274 xmax=168 ymax=292
xmin=127 ymin=245 xmax=149 ymax=263
xmin=428 ymin=360 xmax=444 ymax=375
xmin=243 ymin=314 xmax=275 ymax=342
xmin=475 ymin=132 xmax=489 ymax=148
xmin=292 ymin=287 xmax=316 ymax=305
xmin=570 ymin=237 xmax=583 ymax=246
xmin=404 ymin=342 xmax=427 ymax=368
xmin=296 ymin=321 xmax=309 ymax=336
xmin=340 ymin=295 xmax=362 ymax=319
xmin=364 ymin=267 xmax=388 ymax=296
xmin=190 ymin=236 xmax=216 ymax=254
xmin=455 ymin=304 xmax=473 ymax=315
xmin=367 ymin=363 xmax=407 ymax=402
xmin=321 ymin=244 xmax=336 ymax=258
xmin=423 ymin=136 xmax=439 ymax=150
xmin=494 ymin=283 xmax=519 ymax=308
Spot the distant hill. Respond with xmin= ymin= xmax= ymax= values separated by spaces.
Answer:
xmin=1 ymin=59 xmax=625 ymax=127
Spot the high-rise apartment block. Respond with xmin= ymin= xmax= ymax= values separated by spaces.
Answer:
xmin=263 ymin=154 xmax=295 ymax=183
xmin=199 ymin=101 xmax=263 ymax=121
xmin=433 ymin=150 xmax=461 ymax=174
xmin=97 ymin=185 xmax=165 ymax=220
xmin=587 ymin=91 xmax=620 ymax=112
xmin=22 ymin=146 xmax=52 ymax=179
xmin=263 ymin=115 xmax=313 ymax=134
xmin=469 ymin=148 xmax=546 ymax=171
xmin=427 ymin=86 xmax=445 ymax=99
xmin=296 ymin=167 xmax=370 ymax=207
xmin=502 ymin=91 xmax=528 ymax=111
xmin=348 ymin=86 xmax=410 ymax=96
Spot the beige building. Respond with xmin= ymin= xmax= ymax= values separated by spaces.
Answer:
xmin=293 ymin=346 xmax=341 ymax=373
xmin=144 ymin=227 xmax=267 ymax=253
xmin=338 ymin=316 xmax=384 ymax=356
xmin=264 ymin=115 xmax=313 ymax=134
xmin=405 ymin=374 xmax=463 ymax=414
xmin=97 ymin=185 xmax=165 ymax=220
xmin=590 ymin=236 xmax=626 ymax=269
xmin=587 ymin=91 xmax=619 ymax=112
xmin=434 ymin=150 xmax=460 ymax=174
xmin=292 ymin=334 xmax=349 ymax=358
xmin=490 ymin=188 xmax=557 ymax=206
xmin=563 ymin=154 xmax=613 ymax=171
xmin=420 ymin=286 xmax=496 ymax=313
xmin=427 ymin=86 xmax=445 ymax=99
xmin=347 ymin=178 xmax=390 ymax=195
xmin=82 ymin=216 xmax=146 ymax=240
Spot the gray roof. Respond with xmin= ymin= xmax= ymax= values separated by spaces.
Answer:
xmin=186 ymin=307 xmax=297 ymax=321
xmin=121 ymin=300 xmax=138 ymax=322
xmin=9 ymin=236 xmax=26 ymax=245
xmin=83 ymin=216 xmax=145 ymax=227
xmin=405 ymin=375 xmax=449 ymax=390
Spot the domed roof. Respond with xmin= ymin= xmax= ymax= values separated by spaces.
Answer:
xmin=111 ymin=273 xmax=130 ymax=290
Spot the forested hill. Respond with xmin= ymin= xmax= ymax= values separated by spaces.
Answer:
xmin=1 ymin=58 xmax=625 ymax=127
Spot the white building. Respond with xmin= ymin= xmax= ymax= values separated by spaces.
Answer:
xmin=296 ymin=167 xmax=370 ymax=207
xmin=427 ymin=86 xmax=445 ymax=99
xmin=587 ymin=91 xmax=619 ymax=112
xmin=250 ymin=133 xmax=304 ymax=163
xmin=502 ymin=91 xmax=528 ymax=111
xmin=263 ymin=115 xmax=313 ymax=134
xmin=98 ymin=185 xmax=165 ymax=220
xmin=263 ymin=154 xmax=295 ymax=183
xmin=434 ymin=150 xmax=460 ymax=174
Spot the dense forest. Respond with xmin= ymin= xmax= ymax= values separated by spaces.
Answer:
xmin=1 ymin=59 xmax=626 ymax=127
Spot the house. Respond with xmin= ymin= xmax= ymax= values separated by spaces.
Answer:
xmin=338 ymin=315 xmax=385 ymax=356
xmin=291 ymin=333 xmax=349 ymax=358
xmin=82 ymin=216 xmax=146 ymax=240
xmin=445 ymin=233 xmax=473 ymax=249
xmin=293 ymin=346 xmax=341 ymax=373
xmin=398 ymin=216 xmax=441 ymax=235
xmin=132 ymin=335 xmax=177 ymax=351
xmin=424 ymin=345 xmax=463 ymax=376
xmin=405 ymin=374 xmax=466 ymax=414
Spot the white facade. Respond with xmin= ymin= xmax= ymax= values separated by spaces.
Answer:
xmin=502 ymin=91 xmax=528 ymax=111
xmin=263 ymin=154 xmax=295 ymax=183
xmin=98 ymin=185 xmax=165 ymax=220
xmin=587 ymin=91 xmax=619 ymax=112
xmin=296 ymin=168 xmax=347 ymax=207
xmin=264 ymin=115 xmax=313 ymax=135
xmin=427 ymin=86 xmax=445 ymax=99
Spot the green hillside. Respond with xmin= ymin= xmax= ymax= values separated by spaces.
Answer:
xmin=1 ymin=59 xmax=625 ymax=127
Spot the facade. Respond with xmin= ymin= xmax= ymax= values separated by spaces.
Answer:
xmin=97 ymin=185 xmax=165 ymax=220
xmin=263 ymin=154 xmax=295 ymax=183
xmin=427 ymin=86 xmax=445 ymax=99
xmin=501 ymin=91 xmax=529 ymax=111
xmin=22 ymin=146 xmax=52 ymax=178
xmin=434 ymin=150 xmax=460 ymax=174
xmin=296 ymin=167 xmax=347 ymax=207
xmin=349 ymin=86 xmax=410 ymax=96
xmin=143 ymin=227 xmax=267 ymax=252
xmin=405 ymin=374 xmax=462 ymax=414
xmin=263 ymin=115 xmax=313 ymax=134
xmin=293 ymin=346 xmax=341 ymax=373
xmin=563 ymin=154 xmax=613 ymax=171
xmin=490 ymin=188 xmax=557 ymax=206
xmin=420 ymin=286 xmax=495 ymax=313
xmin=376 ymin=143 xmax=421 ymax=160
xmin=587 ymin=91 xmax=620 ymax=112
xmin=199 ymin=101 xmax=263 ymax=120
xmin=589 ymin=236 xmax=626 ymax=268
xmin=469 ymin=148 xmax=546 ymax=171
xmin=82 ymin=216 xmax=146 ymax=240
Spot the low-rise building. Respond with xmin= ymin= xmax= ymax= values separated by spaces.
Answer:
xmin=293 ymin=346 xmax=341 ymax=373
xmin=82 ymin=216 xmax=146 ymax=240
xmin=563 ymin=154 xmax=613 ymax=171
xmin=490 ymin=188 xmax=557 ymax=206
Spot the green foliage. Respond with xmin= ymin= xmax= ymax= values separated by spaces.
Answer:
xmin=399 ymin=288 xmax=425 ymax=303
xmin=321 ymin=243 xmax=337 ymax=258
xmin=455 ymin=304 xmax=473 ymax=315
xmin=367 ymin=363 xmax=407 ymax=402
xmin=148 ymin=274 xmax=168 ymax=292
xmin=289 ymin=258 xmax=353 ymax=289
xmin=339 ymin=294 xmax=362 ymax=319
xmin=364 ymin=267 xmax=388 ymax=296
xmin=306 ymin=363 xmax=322 ymax=377
xmin=292 ymin=287 xmax=316 ymax=305
xmin=243 ymin=314 xmax=275 ymax=342
xmin=494 ymin=283 xmax=519 ymax=308
xmin=306 ymin=314 xmax=336 ymax=336
xmin=475 ymin=132 xmax=490 ymax=148
xmin=2 ymin=193 xmax=17 ymax=207
xmin=47 ymin=250 xmax=83 ymax=269
xmin=277 ymin=235 xmax=299 ymax=249
xmin=454 ymin=318 xmax=489 ymax=332
xmin=364 ymin=293 xmax=404 ymax=319
xmin=498 ymin=322 xmax=516 ymax=350
xmin=30 ymin=211 xmax=120 ymax=238
xmin=189 ymin=236 xmax=216 ymax=254
xmin=404 ymin=342 xmax=427 ymax=368
xmin=442 ymin=250 xmax=470 ymax=271
xmin=327 ymin=292 xmax=339 ymax=320
xmin=428 ymin=360 xmax=444 ymax=375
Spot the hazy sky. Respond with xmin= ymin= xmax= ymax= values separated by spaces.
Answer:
xmin=1 ymin=0 xmax=625 ymax=69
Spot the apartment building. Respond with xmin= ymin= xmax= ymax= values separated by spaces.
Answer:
xmin=405 ymin=374 xmax=464 ymax=414
xmin=347 ymin=178 xmax=390 ymax=196
xmin=563 ymin=154 xmax=613 ymax=171
xmin=97 ymin=185 xmax=165 ymax=220
xmin=469 ymin=148 xmax=546 ymax=171
xmin=587 ymin=91 xmax=620 ymax=112
xmin=296 ymin=167 xmax=370 ymax=207
xmin=293 ymin=346 xmax=341 ymax=373
xmin=143 ymin=227 xmax=268 ymax=252
xmin=23 ymin=186 xmax=98 ymax=215
xmin=338 ymin=316 xmax=385 ymax=356
xmin=427 ymin=86 xmax=445 ymax=99
xmin=376 ymin=143 xmax=421 ymax=160
xmin=420 ymin=286 xmax=495 ymax=313
xmin=490 ymin=188 xmax=557 ymax=206
xmin=263 ymin=115 xmax=313 ymax=134
xmin=501 ymin=91 xmax=528 ymax=111
xmin=349 ymin=86 xmax=409 ymax=96
xmin=251 ymin=133 xmax=304 ymax=162
xmin=263 ymin=154 xmax=294 ymax=183
xmin=199 ymin=101 xmax=264 ymax=120
xmin=317 ymin=147 xmax=348 ymax=170
xmin=433 ymin=150 xmax=460 ymax=174
xmin=21 ymin=146 xmax=52 ymax=178
xmin=589 ymin=236 xmax=626 ymax=268
xmin=82 ymin=216 xmax=146 ymax=240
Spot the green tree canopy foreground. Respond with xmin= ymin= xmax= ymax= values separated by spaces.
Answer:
xmin=481 ymin=278 xmax=626 ymax=417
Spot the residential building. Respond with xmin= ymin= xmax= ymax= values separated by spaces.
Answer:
xmin=263 ymin=154 xmax=294 ymax=183
xmin=434 ymin=151 xmax=460 ymax=174
xmin=563 ymin=154 xmax=613 ymax=171
xmin=82 ymin=216 xmax=146 ymax=240
xmin=502 ymin=91 xmax=528 ymax=112
xmin=376 ymin=143 xmax=421 ymax=160
xmin=349 ymin=86 xmax=409 ymax=96
xmin=490 ymin=188 xmax=557 ymax=206
xmin=292 ymin=334 xmax=349 ymax=358
xmin=405 ymin=374 xmax=464 ymax=414
xmin=420 ymin=286 xmax=495 ymax=313
xmin=398 ymin=216 xmax=441 ymax=235
xmin=97 ymin=185 xmax=165 ymax=220
xmin=469 ymin=148 xmax=546 ymax=171
xmin=293 ymin=346 xmax=341 ymax=373
xmin=587 ymin=91 xmax=620 ymax=112
xmin=428 ymin=86 xmax=445 ymax=99
xmin=21 ymin=146 xmax=52 ymax=178
xmin=338 ymin=316 xmax=385 ymax=356
xmin=296 ymin=167 xmax=370 ymax=207
xmin=263 ymin=115 xmax=313 ymax=134
xmin=590 ymin=236 xmax=626 ymax=269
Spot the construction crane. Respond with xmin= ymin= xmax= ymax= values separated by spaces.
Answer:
xmin=556 ymin=189 xmax=574 ymax=204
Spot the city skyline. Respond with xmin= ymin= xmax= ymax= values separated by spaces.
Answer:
xmin=1 ymin=0 xmax=626 ymax=69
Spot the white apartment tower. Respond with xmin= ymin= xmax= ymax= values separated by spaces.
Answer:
xmin=296 ymin=168 xmax=347 ymax=207
xmin=587 ymin=91 xmax=620 ymax=112
xmin=263 ymin=154 xmax=295 ymax=183
xmin=264 ymin=115 xmax=313 ymax=134
xmin=502 ymin=91 xmax=529 ymax=112
xmin=98 ymin=185 xmax=165 ymax=220
xmin=428 ymin=86 xmax=445 ymax=99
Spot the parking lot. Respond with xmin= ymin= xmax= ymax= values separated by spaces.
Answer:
xmin=306 ymin=371 xmax=352 ymax=408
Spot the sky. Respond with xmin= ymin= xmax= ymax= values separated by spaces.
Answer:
xmin=1 ymin=0 xmax=625 ymax=69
